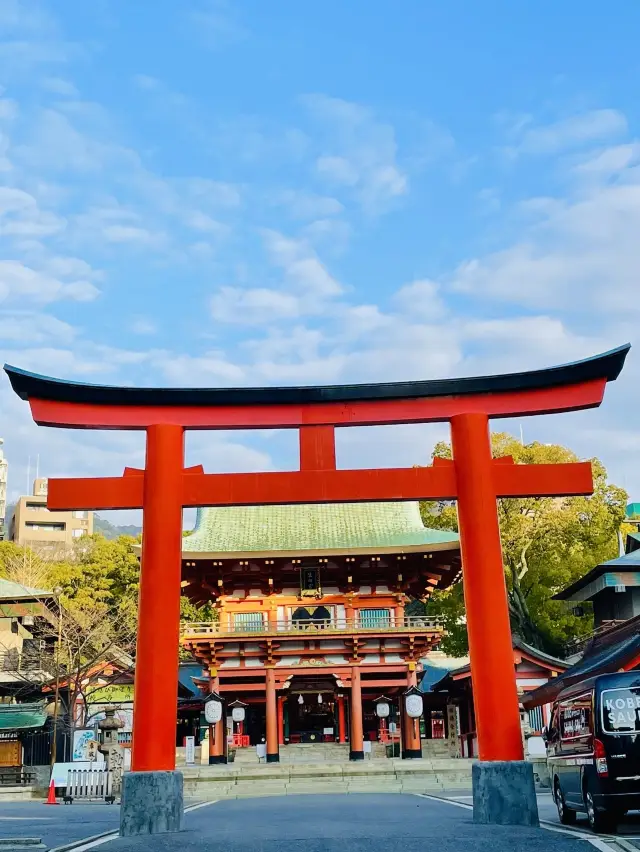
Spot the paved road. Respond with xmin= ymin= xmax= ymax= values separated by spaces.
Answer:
xmin=103 ymin=794 xmax=591 ymax=852
xmin=443 ymin=791 xmax=640 ymax=842
xmin=0 ymin=800 xmax=120 ymax=849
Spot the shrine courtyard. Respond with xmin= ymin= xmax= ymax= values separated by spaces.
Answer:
xmin=0 ymin=794 xmax=625 ymax=852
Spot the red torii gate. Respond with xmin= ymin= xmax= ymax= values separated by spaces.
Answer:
xmin=5 ymin=345 xmax=629 ymax=777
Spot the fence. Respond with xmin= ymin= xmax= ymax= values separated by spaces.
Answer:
xmin=182 ymin=614 xmax=444 ymax=637
xmin=64 ymin=768 xmax=115 ymax=804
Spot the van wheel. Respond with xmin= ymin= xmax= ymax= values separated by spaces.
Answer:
xmin=585 ymin=789 xmax=617 ymax=834
xmin=555 ymin=780 xmax=576 ymax=825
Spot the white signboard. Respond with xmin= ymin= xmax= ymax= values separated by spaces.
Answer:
xmin=205 ymin=700 xmax=222 ymax=725
xmin=185 ymin=736 xmax=195 ymax=765
xmin=231 ymin=707 xmax=246 ymax=723
xmin=405 ymin=694 xmax=423 ymax=718
xmin=52 ymin=761 xmax=100 ymax=786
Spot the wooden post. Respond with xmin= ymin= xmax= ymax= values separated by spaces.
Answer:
xmin=265 ymin=668 xmax=279 ymax=763
xmin=277 ymin=696 xmax=285 ymax=746
xmin=349 ymin=667 xmax=364 ymax=760
xmin=131 ymin=424 xmax=184 ymax=772
xmin=403 ymin=669 xmax=422 ymax=759
xmin=337 ymin=696 xmax=346 ymax=744
xmin=450 ymin=412 xmax=523 ymax=762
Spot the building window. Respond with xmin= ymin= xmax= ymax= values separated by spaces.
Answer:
xmin=358 ymin=608 xmax=391 ymax=628
xmin=232 ymin=612 xmax=264 ymax=632
xmin=73 ymin=511 xmax=88 ymax=519
xmin=25 ymin=502 xmax=48 ymax=512
xmin=72 ymin=529 xmax=85 ymax=538
xmin=25 ymin=522 xmax=65 ymax=532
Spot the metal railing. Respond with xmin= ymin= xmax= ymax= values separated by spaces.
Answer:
xmin=563 ymin=619 xmax=626 ymax=656
xmin=181 ymin=615 xmax=444 ymax=638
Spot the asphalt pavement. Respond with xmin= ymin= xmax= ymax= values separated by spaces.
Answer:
xmin=0 ymin=800 xmax=120 ymax=849
xmin=2 ymin=792 xmax=634 ymax=852
xmin=102 ymin=794 xmax=592 ymax=852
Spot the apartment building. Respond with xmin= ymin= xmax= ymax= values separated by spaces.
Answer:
xmin=10 ymin=478 xmax=93 ymax=553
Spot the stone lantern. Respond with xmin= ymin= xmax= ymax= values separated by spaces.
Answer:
xmin=98 ymin=705 xmax=125 ymax=793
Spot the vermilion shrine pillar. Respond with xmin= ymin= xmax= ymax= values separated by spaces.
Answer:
xmin=134 ymin=424 xmax=185 ymax=772
xmin=265 ymin=668 xmax=279 ymax=763
xmin=450 ymin=413 xmax=523 ymax=762
xmin=337 ymin=695 xmax=347 ymax=744
xmin=350 ymin=667 xmax=364 ymax=761
xmin=208 ymin=674 xmax=225 ymax=765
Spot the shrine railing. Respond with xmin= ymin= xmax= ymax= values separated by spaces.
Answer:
xmin=180 ymin=615 xmax=444 ymax=638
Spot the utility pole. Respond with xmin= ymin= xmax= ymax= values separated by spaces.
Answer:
xmin=50 ymin=588 xmax=63 ymax=768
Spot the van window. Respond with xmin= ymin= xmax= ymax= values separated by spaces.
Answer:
xmin=601 ymin=687 xmax=640 ymax=734
xmin=559 ymin=693 xmax=592 ymax=740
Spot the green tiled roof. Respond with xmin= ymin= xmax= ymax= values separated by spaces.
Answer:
xmin=0 ymin=702 xmax=47 ymax=731
xmin=183 ymin=502 xmax=459 ymax=556
xmin=0 ymin=579 xmax=51 ymax=601
xmin=627 ymin=503 xmax=640 ymax=519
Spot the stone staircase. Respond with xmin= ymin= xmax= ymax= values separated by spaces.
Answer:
xmin=183 ymin=741 xmax=472 ymax=799
xmin=232 ymin=739 xmax=451 ymax=764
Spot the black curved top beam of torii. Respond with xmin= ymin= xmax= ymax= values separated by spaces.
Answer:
xmin=3 ymin=343 xmax=631 ymax=408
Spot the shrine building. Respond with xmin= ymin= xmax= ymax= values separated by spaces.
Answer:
xmin=180 ymin=500 xmax=460 ymax=761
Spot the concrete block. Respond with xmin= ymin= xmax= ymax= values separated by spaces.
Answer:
xmin=120 ymin=771 xmax=184 ymax=837
xmin=0 ymin=841 xmax=47 ymax=851
xmin=472 ymin=761 xmax=539 ymax=827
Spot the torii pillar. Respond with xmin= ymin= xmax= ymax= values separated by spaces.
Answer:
xmin=4 ymin=344 xmax=629 ymax=833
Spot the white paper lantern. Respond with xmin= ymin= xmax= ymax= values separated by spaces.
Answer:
xmin=375 ymin=701 xmax=390 ymax=719
xmin=405 ymin=694 xmax=423 ymax=719
xmin=205 ymin=699 xmax=222 ymax=725
xmin=231 ymin=706 xmax=246 ymax=723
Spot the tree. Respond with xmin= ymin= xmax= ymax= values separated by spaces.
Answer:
xmin=419 ymin=433 xmax=628 ymax=657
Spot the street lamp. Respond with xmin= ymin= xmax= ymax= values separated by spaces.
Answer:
xmin=50 ymin=586 xmax=63 ymax=768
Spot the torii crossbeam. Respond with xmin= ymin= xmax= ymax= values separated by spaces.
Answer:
xmin=4 ymin=344 xmax=630 ymax=782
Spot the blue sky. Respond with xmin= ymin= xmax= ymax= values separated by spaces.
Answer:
xmin=1 ymin=0 xmax=639 ymax=523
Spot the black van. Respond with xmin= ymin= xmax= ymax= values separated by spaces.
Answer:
xmin=546 ymin=671 xmax=640 ymax=833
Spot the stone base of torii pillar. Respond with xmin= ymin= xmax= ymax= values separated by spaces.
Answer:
xmin=120 ymin=771 xmax=184 ymax=837
xmin=472 ymin=762 xmax=539 ymax=826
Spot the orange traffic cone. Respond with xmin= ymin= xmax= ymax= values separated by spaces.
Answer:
xmin=45 ymin=777 xmax=58 ymax=805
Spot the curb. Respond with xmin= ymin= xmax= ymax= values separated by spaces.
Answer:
xmin=49 ymin=831 xmax=118 ymax=852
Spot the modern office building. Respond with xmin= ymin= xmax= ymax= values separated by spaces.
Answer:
xmin=10 ymin=478 xmax=93 ymax=553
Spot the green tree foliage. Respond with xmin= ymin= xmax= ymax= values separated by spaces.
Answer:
xmin=419 ymin=432 xmax=627 ymax=657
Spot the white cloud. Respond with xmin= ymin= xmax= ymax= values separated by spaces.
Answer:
xmin=0 ymin=311 xmax=76 ymax=343
xmin=130 ymin=318 xmax=157 ymax=335
xmin=303 ymin=94 xmax=409 ymax=214
xmin=263 ymin=229 xmax=344 ymax=301
xmin=187 ymin=0 xmax=247 ymax=48
xmin=517 ymin=109 xmax=628 ymax=155
xmin=102 ymin=224 xmax=167 ymax=247
xmin=0 ymin=260 xmax=99 ymax=303
xmin=41 ymin=76 xmax=78 ymax=96
xmin=393 ymin=279 xmax=447 ymax=320
xmin=450 ymin=154 xmax=640 ymax=317
xmin=210 ymin=286 xmax=302 ymax=324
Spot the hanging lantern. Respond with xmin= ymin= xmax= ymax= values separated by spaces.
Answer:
xmin=204 ymin=692 xmax=223 ymax=725
xmin=404 ymin=686 xmax=424 ymax=719
xmin=229 ymin=699 xmax=248 ymax=723
xmin=374 ymin=695 xmax=391 ymax=719
xmin=317 ymin=693 xmax=323 ymax=705
xmin=298 ymin=694 xmax=304 ymax=705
